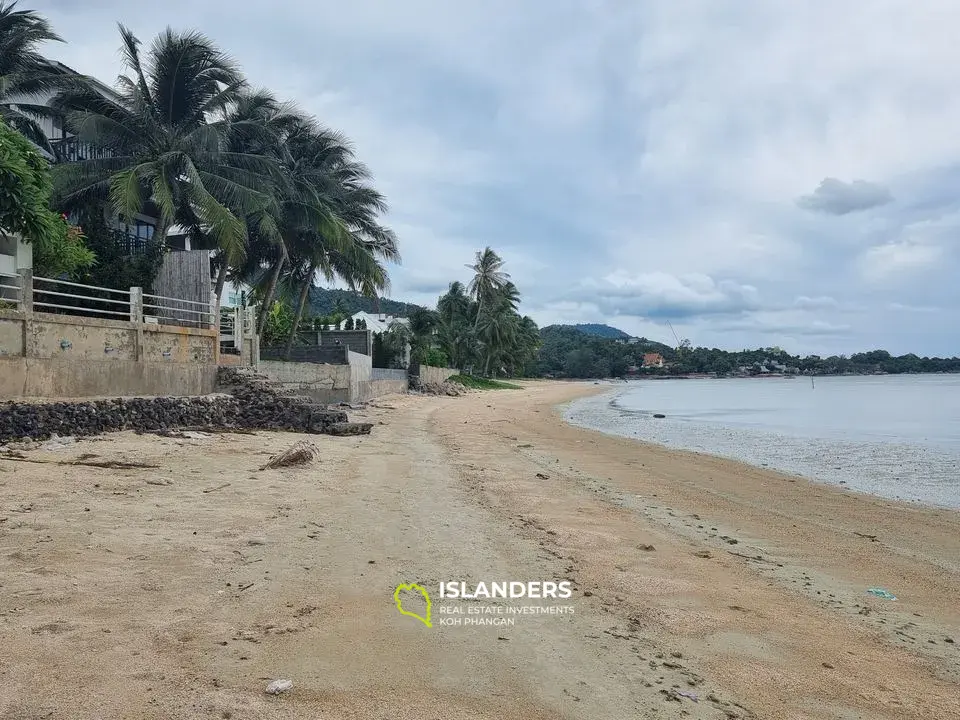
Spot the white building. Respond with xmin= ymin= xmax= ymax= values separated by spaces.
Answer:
xmin=351 ymin=311 xmax=409 ymax=334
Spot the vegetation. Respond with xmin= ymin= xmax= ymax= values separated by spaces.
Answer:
xmin=561 ymin=323 xmax=630 ymax=340
xmin=307 ymin=287 xmax=420 ymax=318
xmin=0 ymin=116 xmax=93 ymax=276
xmin=0 ymin=2 xmax=65 ymax=154
xmin=531 ymin=326 xmax=960 ymax=379
xmin=412 ymin=247 xmax=540 ymax=377
xmin=447 ymin=374 xmax=521 ymax=390
xmin=1 ymin=3 xmax=398 ymax=352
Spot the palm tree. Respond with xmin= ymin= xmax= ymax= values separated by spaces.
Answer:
xmin=242 ymin=122 xmax=397 ymax=348
xmin=0 ymin=1 xmax=64 ymax=153
xmin=436 ymin=281 xmax=474 ymax=370
xmin=51 ymin=26 xmax=277 ymax=262
xmin=406 ymin=305 xmax=438 ymax=364
xmin=466 ymin=246 xmax=509 ymax=327
xmin=476 ymin=294 xmax=518 ymax=376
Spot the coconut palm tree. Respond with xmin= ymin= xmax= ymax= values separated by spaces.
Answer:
xmin=0 ymin=1 xmax=63 ymax=153
xmin=436 ymin=281 xmax=474 ymax=370
xmin=466 ymin=246 xmax=509 ymax=327
xmin=243 ymin=122 xmax=397 ymax=344
xmin=51 ymin=26 xmax=277 ymax=260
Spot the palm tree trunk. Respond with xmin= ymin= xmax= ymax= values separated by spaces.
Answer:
xmin=284 ymin=263 xmax=314 ymax=360
xmin=213 ymin=259 xmax=229 ymax=306
xmin=256 ymin=254 xmax=285 ymax=337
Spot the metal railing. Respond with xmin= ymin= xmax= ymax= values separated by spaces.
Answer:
xmin=0 ymin=272 xmax=21 ymax=307
xmin=33 ymin=276 xmax=132 ymax=319
xmin=49 ymin=137 xmax=115 ymax=164
xmin=142 ymin=292 xmax=213 ymax=329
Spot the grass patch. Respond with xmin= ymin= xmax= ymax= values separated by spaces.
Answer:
xmin=448 ymin=374 xmax=522 ymax=390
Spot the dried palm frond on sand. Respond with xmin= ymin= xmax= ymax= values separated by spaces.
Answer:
xmin=259 ymin=440 xmax=320 ymax=470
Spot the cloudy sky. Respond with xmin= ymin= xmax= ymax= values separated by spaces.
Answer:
xmin=32 ymin=0 xmax=960 ymax=356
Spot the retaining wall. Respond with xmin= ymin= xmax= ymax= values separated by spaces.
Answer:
xmin=258 ymin=352 xmax=407 ymax=404
xmin=259 ymin=360 xmax=352 ymax=404
xmin=0 ymin=308 xmax=218 ymax=398
xmin=419 ymin=365 xmax=458 ymax=385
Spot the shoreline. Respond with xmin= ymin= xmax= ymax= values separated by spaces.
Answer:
xmin=1 ymin=381 xmax=957 ymax=718
xmin=564 ymin=381 xmax=960 ymax=511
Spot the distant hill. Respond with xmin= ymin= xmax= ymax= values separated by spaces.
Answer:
xmin=546 ymin=323 xmax=631 ymax=340
xmin=307 ymin=287 xmax=423 ymax=318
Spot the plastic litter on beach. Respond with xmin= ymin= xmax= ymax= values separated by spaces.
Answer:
xmin=866 ymin=587 xmax=897 ymax=600
xmin=265 ymin=679 xmax=293 ymax=695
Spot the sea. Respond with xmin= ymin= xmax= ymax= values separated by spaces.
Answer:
xmin=564 ymin=374 xmax=960 ymax=510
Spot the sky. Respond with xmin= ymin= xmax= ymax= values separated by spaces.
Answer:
xmin=31 ymin=0 xmax=960 ymax=356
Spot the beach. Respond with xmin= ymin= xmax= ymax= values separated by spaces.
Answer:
xmin=1 ymin=381 xmax=958 ymax=719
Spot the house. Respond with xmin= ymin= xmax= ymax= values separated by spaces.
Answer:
xmin=351 ymin=311 xmax=409 ymax=335
xmin=642 ymin=352 xmax=665 ymax=368
xmin=351 ymin=312 xmax=410 ymax=367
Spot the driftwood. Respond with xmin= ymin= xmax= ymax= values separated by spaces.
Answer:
xmin=258 ymin=440 xmax=319 ymax=470
xmin=0 ymin=452 xmax=159 ymax=469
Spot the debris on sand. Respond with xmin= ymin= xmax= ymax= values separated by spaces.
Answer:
xmin=265 ymin=679 xmax=293 ymax=695
xmin=414 ymin=381 xmax=469 ymax=397
xmin=259 ymin=441 xmax=319 ymax=470
xmin=325 ymin=422 xmax=373 ymax=436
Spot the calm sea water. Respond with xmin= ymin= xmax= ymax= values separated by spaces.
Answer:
xmin=564 ymin=375 xmax=960 ymax=509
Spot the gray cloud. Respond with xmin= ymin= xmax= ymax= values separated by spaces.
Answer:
xmin=578 ymin=272 xmax=761 ymax=320
xmin=797 ymin=178 xmax=894 ymax=215
xmin=793 ymin=295 xmax=839 ymax=310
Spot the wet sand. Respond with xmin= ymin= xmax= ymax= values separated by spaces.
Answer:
xmin=0 ymin=381 xmax=957 ymax=718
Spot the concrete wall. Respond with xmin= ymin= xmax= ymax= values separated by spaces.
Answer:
xmin=420 ymin=364 xmax=458 ymax=385
xmin=258 ymin=351 xmax=407 ymax=404
xmin=349 ymin=350 xmax=407 ymax=401
xmin=259 ymin=359 xmax=352 ymax=404
xmin=0 ymin=308 xmax=218 ymax=398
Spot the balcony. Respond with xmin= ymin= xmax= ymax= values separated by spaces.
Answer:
xmin=49 ymin=136 xmax=114 ymax=164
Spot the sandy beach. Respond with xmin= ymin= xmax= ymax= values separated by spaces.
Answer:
xmin=1 ymin=380 xmax=958 ymax=719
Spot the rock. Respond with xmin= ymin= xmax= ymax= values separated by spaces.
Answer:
xmin=638 ymin=544 xmax=656 ymax=551
xmin=325 ymin=422 xmax=373 ymax=436
xmin=652 ymin=413 xmax=666 ymax=419
xmin=265 ymin=679 xmax=293 ymax=695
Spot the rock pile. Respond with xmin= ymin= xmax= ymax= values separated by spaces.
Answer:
xmin=414 ymin=381 xmax=469 ymax=397
xmin=0 ymin=395 xmax=239 ymax=444
xmin=0 ymin=367 xmax=373 ymax=443
xmin=216 ymin=367 xmax=352 ymax=434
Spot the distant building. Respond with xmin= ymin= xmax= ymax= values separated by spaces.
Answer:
xmin=642 ymin=352 xmax=665 ymax=368
xmin=350 ymin=311 xmax=409 ymax=335
xmin=352 ymin=311 xmax=410 ymax=366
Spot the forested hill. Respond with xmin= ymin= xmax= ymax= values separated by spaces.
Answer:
xmin=557 ymin=323 xmax=631 ymax=339
xmin=306 ymin=287 xmax=423 ymax=317
xmin=533 ymin=325 xmax=673 ymax=378
xmin=530 ymin=325 xmax=960 ymax=379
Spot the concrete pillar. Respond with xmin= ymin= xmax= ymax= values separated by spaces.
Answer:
xmin=18 ymin=268 xmax=32 ymax=314
xmin=18 ymin=269 xmax=33 ymax=359
xmin=130 ymin=287 xmax=143 ymax=362
xmin=233 ymin=306 xmax=242 ymax=349
xmin=209 ymin=290 xmax=218 ymax=331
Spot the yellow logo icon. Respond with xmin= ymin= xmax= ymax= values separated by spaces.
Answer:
xmin=394 ymin=583 xmax=432 ymax=628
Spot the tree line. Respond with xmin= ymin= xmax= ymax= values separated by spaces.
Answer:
xmin=1 ymin=2 xmax=397 ymax=356
xmin=530 ymin=327 xmax=960 ymax=378
xmin=373 ymin=247 xmax=541 ymax=375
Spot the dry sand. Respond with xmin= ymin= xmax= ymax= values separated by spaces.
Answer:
xmin=0 ymin=380 xmax=957 ymax=719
